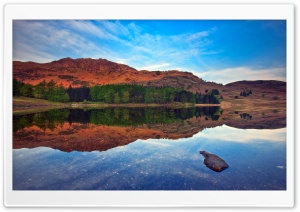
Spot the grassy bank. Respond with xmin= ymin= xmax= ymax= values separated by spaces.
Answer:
xmin=13 ymin=96 xmax=67 ymax=114
xmin=13 ymin=96 xmax=66 ymax=106
xmin=70 ymin=101 xmax=196 ymax=108
xmin=14 ymin=97 xmax=219 ymax=114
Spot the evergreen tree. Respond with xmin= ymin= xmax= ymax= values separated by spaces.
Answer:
xmin=121 ymin=90 xmax=130 ymax=103
xmin=33 ymin=80 xmax=47 ymax=99
xmin=180 ymin=92 xmax=188 ymax=103
xmin=114 ymin=92 xmax=121 ymax=103
xmin=13 ymin=78 xmax=24 ymax=96
xmin=20 ymin=84 xmax=33 ymax=97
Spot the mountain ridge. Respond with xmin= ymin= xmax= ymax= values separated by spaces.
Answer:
xmin=13 ymin=57 xmax=285 ymax=94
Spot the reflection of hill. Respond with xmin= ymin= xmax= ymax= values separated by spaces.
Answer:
xmin=13 ymin=115 xmax=218 ymax=152
xmin=224 ymin=115 xmax=286 ymax=129
xmin=13 ymin=110 xmax=286 ymax=152
xmin=221 ymin=109 xmax=286 ymax=129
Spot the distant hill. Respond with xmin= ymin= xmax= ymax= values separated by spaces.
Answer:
xmin=226 ymin=80 xmax=286 ymax=92
xmin=13 ymin=57 xmax=286 ymax=96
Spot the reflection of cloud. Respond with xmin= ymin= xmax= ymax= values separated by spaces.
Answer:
xmin=193 ymin=125 xmax=286 ymax=142
xmin=139 ymin=139 xmax=171 ymax=147
xmin=13 ymin=123 xmax=286 ymax=190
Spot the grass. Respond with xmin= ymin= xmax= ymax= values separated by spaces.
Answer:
xmin=70 ymin=101 xmax=197 ymax=108
xmin=13 ymin=97 xmax=204 ymax=114
xmin=13 ymin=96 xmax=65 ymax=105
xmin=13 ymin=96 xmax=67 ymax=114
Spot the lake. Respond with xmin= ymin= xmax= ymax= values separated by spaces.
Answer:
xmin=13 ymin=107 xmax=286 ymax=190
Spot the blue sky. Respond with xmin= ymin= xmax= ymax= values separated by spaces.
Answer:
xmin=13 ymin=20 xmax=286 ymax=84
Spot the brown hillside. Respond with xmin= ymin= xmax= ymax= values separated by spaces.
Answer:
xmin=13 ymin=58 xmax=286 ymax=99
xmin=13 ymin=57 xmax=221 ymax=93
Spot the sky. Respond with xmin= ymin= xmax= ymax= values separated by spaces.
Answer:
xmin=13 ymin=20 xmax=286 ymax=84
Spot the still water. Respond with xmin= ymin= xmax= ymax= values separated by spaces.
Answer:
xmin=13 ymin=107 xmax=286 ymax=190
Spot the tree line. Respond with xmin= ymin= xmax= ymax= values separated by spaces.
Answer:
xmin=13 ymin=78 xmax=220 ymax=104
xmin=13 ymin=78 xmax=70 ymax=102
xmin=240 ymin=90 xmax=252 ymax=97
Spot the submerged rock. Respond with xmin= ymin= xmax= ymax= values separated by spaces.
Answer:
xmin=199 ymin=151 xmax=229 ymax=172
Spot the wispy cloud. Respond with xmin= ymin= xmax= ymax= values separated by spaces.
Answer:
xmin=13 ymin=20 xmax=113 ymax=61
xmin=13 ymin=20 xmax=286 ymax=83
xmin=197 ymin=67 xmax=286 ymax=84
xmin=186 ymin=31 xmax=209 ymax=42
xmin=13 ymin=20 xmax=217 ymax=68
xmin=140 ymin=63 xmax=171 ymax=70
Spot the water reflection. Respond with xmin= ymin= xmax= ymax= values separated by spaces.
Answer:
xmin=14 ymin=107 xmax=221 ymax=133
xmin=13 ymin=107 xmax=221 ymax=152
xmin=13 ymin=107 xmax=285 ymax=152
xmin=13 ymin=107 xmax=286 ymax=190
xmin=13 ymin=126 xmax=286 ymax=190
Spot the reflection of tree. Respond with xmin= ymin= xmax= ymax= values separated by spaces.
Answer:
xmin=194 ymin=107 xmax=220 ymax=120
xmin=240 ymin=113 xmax=252 ymax=120
xmin=13 ymin=109 xmax=70 ymax=132
xmin=34 ymin=109 xmax=70 ymax=131
xmin=13 ymin=107 xmax=221 ymax=132
xmin=122 ymin=108 xmax=130 ymax=121
xmin=114 ymin=108 xmax=120 ymax=119
xmin=67 ymin=109 xmax=91 ymax=124
xmin=13 ymin=114 xmax=33 ymax=133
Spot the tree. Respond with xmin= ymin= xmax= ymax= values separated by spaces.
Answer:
xmin=33 ymin=80 xmax=47 ymax=99
xmin=103 ymin=89 xmax=114 ymax=103
xmin=121 ymin=90 xmax=130 ymax=103
xmin=211 ymin=89 xmax=220 ymax=95
xmin=13 ymin=78 xmax=24 ymax=96
xmin=20 ymin=84 xmax=33 ymax=97
xmin=46 ymin=80 xmax=56 ymax=100
xmin=47 ymin=84 xmax=70 ymax=102
xmin=145 ymin=89 xmax=154 ymax=103
xmin=180 ymin=92 xmax=188 ymax=103
xmin=67 ymin=86 xmax=90 ymax=102
xmin=114 ymin=92 xmax=121 ymax=103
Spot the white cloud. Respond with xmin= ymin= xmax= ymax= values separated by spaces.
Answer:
xmin=115 ymin=58 xmax=128 ymax=64
xmin=99 ymin=20 xmax=130 ymax=36
xmin=13 ymin=20 xmax=116 ymax=62
xmin=186 ymin=31 xmax=209 ymax=42
xmin=13 ymin=41 xmax=56 ymax=63
xmin=196 ymin=66 xmax=286 ymax=84
xmin=13 ymin=20 xmax=217 ymax=71
xmin=140 ymin=63 xmax=171 ymax=70
xmin=66 ymin=20 xmax=117 ymax=40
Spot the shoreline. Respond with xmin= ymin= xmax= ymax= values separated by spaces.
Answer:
xmin=13 ymin=97 xmax=221 ymax=114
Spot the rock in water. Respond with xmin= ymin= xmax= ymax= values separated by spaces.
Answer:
xmin=199 ymin=151 xmax=229 ymax=172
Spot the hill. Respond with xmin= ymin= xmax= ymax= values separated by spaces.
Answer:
xmin=13 ymin=58 xmax=286 ymax=109
xmin=13 ymin=57 xmax=222 ymax=93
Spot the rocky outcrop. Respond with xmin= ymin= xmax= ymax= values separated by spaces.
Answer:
xmin=199 ymin=151 xmax=229 ymax=172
